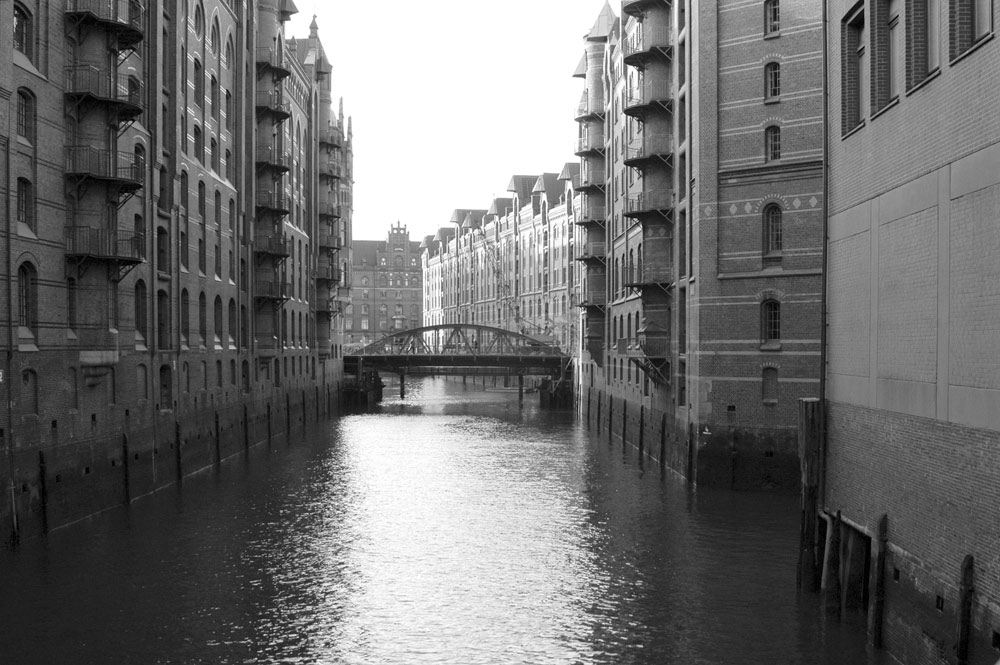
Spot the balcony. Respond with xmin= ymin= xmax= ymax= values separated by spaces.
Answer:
xmin=318 ymin=160 xmax=342 ymax=181
xmin=65 ymin=66 xmax=143 ymax=121
xmin=66 ymin=227 xmax=144 ymax=263
xmin=624 ymin=134 xmax=674 ymax=169
xmin=319 ymin=126 xmax=343 ymax=149
xmin=575 ymin=132 xmax=605 ymax=156
xmin=254 ymin=280 xmax=289 ymax=302
xmin=254 ymin=233 xmax=290 ymax=258
xmin=575 ymin=240 xmax=607 ymax=263
xmin=624 ymin=80 xmax=672 ymax=119
xmin=624 ymin=263 xmax=673 ymax=288
xmin=315 ymin=264 xmax=342 ymax=284
xmin=623 ymin=24 xmax=673 ymax=68
xmin=624 ymin=192 xmax=674 ymax=218
xmin=65 ymin=0 xmax=144 ymax=49
xmin=255 ymin=46 xmax=291 ymax=80
xmin=318 ymin=231 xmax=342 ymax=251
xmin=255 ymin=90 xmax=291 ymax=122
xmin=575 ymin=163 xmax=606 ymax=193
xmin=255 ymin=144 xmax=292 ymax=173
xmin=66 ymin=147 xmax=143 ymax=191
xmin=315 ymin=300 xmax=334 ymax=317
xmin=575 ymin=90 xmax=605 ymax=122
xmin=255 ymin=192 xmax=290 ymax=215
xmin=575 ymin=198 xmax=606 ymax=227
xmin=318 ymin=202 xmax=342 ymax=219
xmin=578 ymin=287 xmax=607 ymax=309
xmin=622 ymin=0 xmax=670 ymax=17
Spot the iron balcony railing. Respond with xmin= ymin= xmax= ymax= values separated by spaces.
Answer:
xmin=254 ymin=280 xmax=288 ymax=300
xmin=318 ymin=202 xmax=342 ymax=219
xmin=578 ymin=164 xmax=606 ymax=188
xmin=255 ymin=90 xmax=290 ymax=117
xmin=66 ymin=227 xmax=145 ymax=261
xmin=65 ymin=66 xmax=143 ymax=108
xmin=623 ymin=24 xmax=673 ymax=60
xmin=624 ymin=134 xmax=674 ymax=163
xmin=65 ymin=0 xmax=145 ymax=36
xmin=315 ymin=264 xmax=342 ymax=283
xmin=319 ymin=127 xmax=342 ymax=148
xmin=624 ymin=263 xmax=673 ymax=286
xmin=624 ymin=192 xmax=673 ymax=215
xmin=318 ymin=232 xmax=342 ymax=250
xmin=254 ymin=234 xmax=290 ymax=257
xmin=255 ymin=192 xmax=290 ymax=214
xmin=577 ymin=240 xmax=606 ymax=260
xmin=255 ymin=144 xmax=292 ymax=171
xmin=625 ymin=80 xmax=673 ymax=113
xmin=66 ymin=147 xmax=144 ymax=185
xmin=255 ymin=47 xmax=290 ymax=77
xmin=575 ymin=132 xmax=604 ymax=155
xmin=577 ymin=198 xmax=606 ymax=223
xmin=318 ymin=160 xmax=342 ymax=179
xmin=575 ymin=90 xmax=605 ymax=120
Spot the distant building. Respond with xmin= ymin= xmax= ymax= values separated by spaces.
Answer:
xmin=823 ymin=0 xmax=1000 ymax=659
xmin=347 ymin=223 xmax=422 ymax=347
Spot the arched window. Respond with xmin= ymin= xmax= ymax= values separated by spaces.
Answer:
xmin=210 ymin=75 xmax=219 ymax=122
xmin=13 ymin=4 xmax=33 ymax=62
xmin=194 ymin=3 xmax=204 ymax=38
xmin=761 ymin=300 xmax=781 ymax=343
xmin=213 ymin=296 xmax=223 ymax=347
xmin=194 ymin=125 xmax=204 ymax=162
xmin=765 ymin=126 xmax=781 ymax=161
xmin=16 ymin=88 xmax=35 ymax=142
xmin=198 ymin=180 xmax=206 ymax=217
xmin=193 ymin=59 xmax=203 ymax=107
xmin=135 ymin=280 xmax=148 ymax=343
xmin=763 ymin=204 xmax=783 ymax=255
xmin=16 ymin=178 xmax=34 ymax=233
xmin=160 ymin=365 xmax=173 ymax=407
xmin=764 ymin=0 xmax=780 ymax=34
xmin=157 ymin=290 xmax=170 ymax=349
xmin=158 ymin=165 xmax=170 ymax=210
xmin=198 ymin=291 xmax=207 ymax=344
xmin=210 ymin=138 xmax=218 ymax=171
xmin=156 ymin=227 xmax=169 ymax=271
xmin=180 ymin=289 xmax=190 ymax=345
xmin=210 ymin=18 xmax=220 ymax=57
xmin=225 ymin=36 xmax=234 ymax=70
xmin=228 ymin=298 xmax=236 ymax=347
xmin=17 ymin=262 xmax=37 ymax=336
xmin=179 ymin=170 xmax=189 ymax=211
xmin=765 ymin=62 xmax=781 ymax=100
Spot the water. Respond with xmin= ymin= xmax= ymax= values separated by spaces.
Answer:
xmin=0 ymin=378 xmax=882 ymax=664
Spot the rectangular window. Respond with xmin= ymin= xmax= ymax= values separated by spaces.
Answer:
xmin=765 ymin=0 xmax=781 ymax=33
xmin=950 ymin=0 xmax=990 ymax=58
xmin=842 ymin=4 xmax=866 ymax=133
xmin=16 ymin=179 xmax=32 ymax=230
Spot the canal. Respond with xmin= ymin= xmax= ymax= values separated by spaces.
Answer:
xmin=0 ymin=378 xmax=883 ymax=664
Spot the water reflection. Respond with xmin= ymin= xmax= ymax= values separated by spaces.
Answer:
xmin=0 ymin=378 xmax=881 ymax=664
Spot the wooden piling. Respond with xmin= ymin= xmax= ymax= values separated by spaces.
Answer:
xmin=823 ymin=511 xmax=842 ymax=618
xmin=956 ymin=554 xmax=974 ymax=665
xmin=868 ymin=515 xmax=888 ymax=647
xmin=797 ymin=398 xmax=822 ymax=592
xmin=518 ymin=375 xmax=524 ymax=406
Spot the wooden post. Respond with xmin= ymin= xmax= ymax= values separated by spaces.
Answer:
xmin=798 ymin=398 xmax=822 ymax=592
xmin=518 ymin=375 xmax=524 ymax=406
xmin=399 ymin=373 xmax=405 ymax=399
xmin=870 ymin=514 xmax=888 ymax=648
xmin=823 ymin=511 xmax=842 ymax=618
xmin=956 ymin=554 xmax=974 ymax=665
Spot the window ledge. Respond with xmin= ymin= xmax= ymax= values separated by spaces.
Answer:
xmin=760 ymin=341 xmax=782 ymax=352
xmin=841 ymin=120 xmax=866 ymax=140
xmin=762 ymin=399 xmax=778 ymax=406
xmin=871 ymin=97 xmax=900 ymax=122
xmin=950 ymin=32 xmax=995 ymax=67
xmin=764 ymin=31 xmax=781 ymax=40
xmin=905 ymin=67 xmax=941 ymax=97
xmin=764 ymin=96 xmax=781 ymax=105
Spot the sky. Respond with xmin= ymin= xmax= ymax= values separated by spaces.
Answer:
xmin=286 ymin=0 xmax=614 ymax=241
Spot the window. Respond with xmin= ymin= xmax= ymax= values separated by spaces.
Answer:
xmin=193 ymin=59 xmax=203 ymax=109
xmin=194 ymin=3 xmax=204 ymax=38
xmin=157 ymin=290 xmax=170 ymax=349
xmin=13 ymin=3 xmax=32 ymax=62
xmin=180 ymin=289 xmax=190 ymax=345
xmin=17 ymin=263 xmax=37 ymax=336
xmin=213 ymin=296 xmax=223 ymax=347
xmin=765 ymin=62 xmax=781 ymax=100
xmin=16 ymin=178 xmax=33 ymax=233
xmin=198 ymin=180 xmax=206 ymax=217
xmin=765 ymin=0 xmax=780 ymax=34
xmin=135 ymin=281 xmax=148 ymax=344
xmin=67 ymin=278 xmax=77 ymax=330
xmin=762 ymin=367 xmax=779 ymax=403
xmin=764 ymin=205 xmax=783 ymax=255
xmin=225 ymin=90 xmax=233 ymax=131
xmin=842 ymin=4 xmax=867 ymax=133
xmin=873 ymin=0 xmax=902 ymax=109
xmin=198 ymin=292 xmax=207 ymax=345
xmin=907 ymin=0 xmax=940 ymax=86
xmin=16 ymin=89 xmax=34 ymax=142
xmin=765 ymin=126 xmax=781 ymax=161
xmin=211 ymin=76 xmax=219 ymax=122
xmin=210 ymin=19 xmax=220 ymax=57
xmin=950 ymin=0 xmax=992 ymax=57
xmin=762 ymin=300 xmax=781 ymax=344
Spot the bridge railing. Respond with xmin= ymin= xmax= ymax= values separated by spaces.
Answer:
xmin=351 ymin=324 xmax=566 ymax=358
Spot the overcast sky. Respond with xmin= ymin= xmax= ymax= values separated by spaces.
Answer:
xmin=286 ymin=0 xmax=613 ymax=241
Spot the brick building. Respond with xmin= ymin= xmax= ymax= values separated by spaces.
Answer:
xmin=346 ymin=223 xmax=422 ymax=347
xmin=575 ymin=0 xmax=824 ymax=489
xmin=823 ymin=0 xmax=1000 ymax=660
xmin=420 ymin=171 xmax=581 ymax=353
xmin=1 ymin=0 xmax=352 ymax=539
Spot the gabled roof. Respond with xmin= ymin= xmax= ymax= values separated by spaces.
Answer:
xmin=507 ymin=175 xmax=538 ymax=202
xmin=558 ymin=162 xmax=580 ymax=181
xmin=532 ymin=173 xmax=562 ymax=207
xmin=461 ymin=209 xmax=487 ymax=230
xmin=487 ymin=197 xmax=514 ymax=217
xmin=586 ymin=1 xmax=617 ymax=42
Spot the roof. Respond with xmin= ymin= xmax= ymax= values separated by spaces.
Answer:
xmin=573 ymin=52 xmax=587 ymax=78
xmin=586 ymin=1 xmax=617 ymax=42
xmin=487 ymin=197 xmax=514 ymax=217
xmin=532 ymin=173 xmax=562 ymax=207
xmin=558 ymin=162 xmax=580 ymax=181
xmin=351 ymin=240 xmax=381 ymax=266
xmin=507 ymin=175 xmax=538 ymax=202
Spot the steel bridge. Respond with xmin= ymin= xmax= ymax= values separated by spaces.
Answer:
xmin=344 ymin=324 xmax=572 ymax=397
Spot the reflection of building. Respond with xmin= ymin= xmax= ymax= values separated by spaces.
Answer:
xmin=420 ymin=170 xmax=580 ymax=353
xmin=1 ymin=0 xmax=352 ymax=537
xmin=346 ymin=223 xmax=422 ymax=346
xmin=822 ymin=0 xmax=1000 ymax=658
xmin=573 ymin=1 xmax=824 ymax=489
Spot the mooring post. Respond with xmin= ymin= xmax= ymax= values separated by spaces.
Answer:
xmin=798 ymin=398 xmax=822 ymax=593
xmin=823 ymin=511 xmax=843 ymax=618
xmin=399 ymin=373 xmax=405 ymax=399
xmin=870 ymin=514 xmax=888 ymax=647
xmin=956 ymin=554 xmax=975 ymax=665
xmin=518 ymin=374 xmax=524 ymax=406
